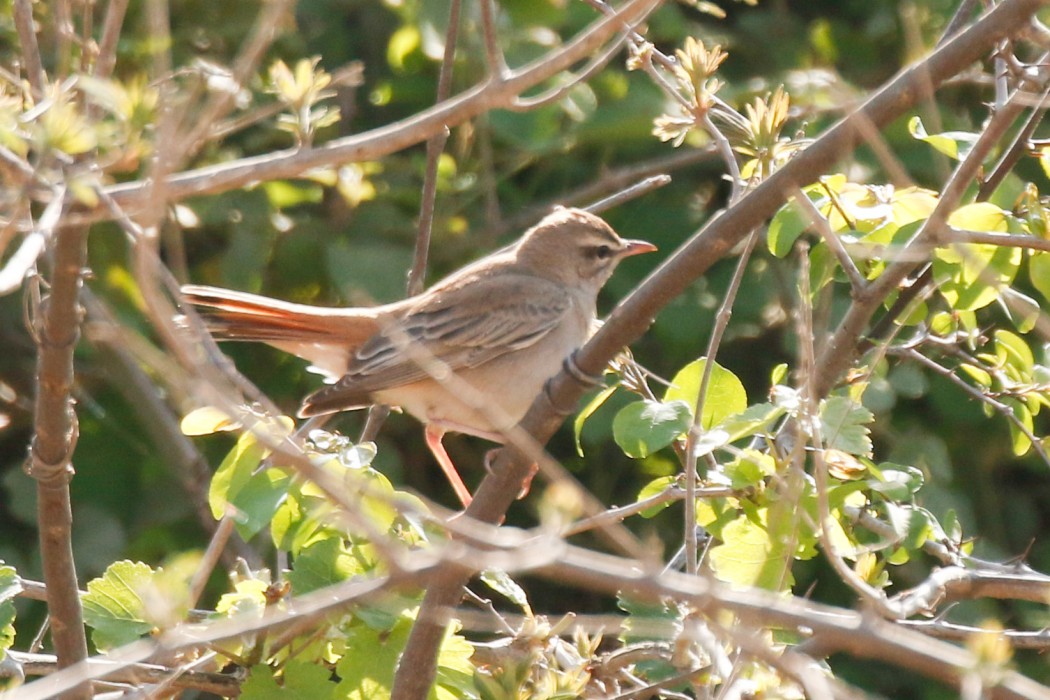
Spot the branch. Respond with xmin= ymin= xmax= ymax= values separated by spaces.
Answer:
xmin=13 ymin=0 xmax=45 ymax=94
xmin=538 ymin=546 xmax=1050 ymax=700
xmin=7 ymin=650 xmax=242 ymax=697
xmin=27 ymin=218 xmax=91 ymax=698
xmin=99 ymin=0 xmax=663 ymax=215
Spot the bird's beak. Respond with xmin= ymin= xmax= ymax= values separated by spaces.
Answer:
xmin=621 ymin=239 xmax=658 ymax=257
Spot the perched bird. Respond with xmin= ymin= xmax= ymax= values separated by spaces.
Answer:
xmin=181 ymin=207 xmax=655 ymax=506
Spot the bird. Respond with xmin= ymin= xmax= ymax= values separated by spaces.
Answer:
xmin=181 ymin=207 xmax=655 ymax=506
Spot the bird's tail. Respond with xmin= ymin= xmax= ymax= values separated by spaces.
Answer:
xmin=180 ymin=284 xmax=380 ymax=376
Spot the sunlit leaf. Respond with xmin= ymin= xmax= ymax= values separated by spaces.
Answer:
xmin=723 ymin=449 xmax=775 ymax=489
xmin=1030 ymin=252 xmax=1050 ymax=304
xmin=613 ymin=400 xmax=692 ymax=458
xmin=0 ymin=564 xmax=19 ymax=653
xmin=180 ymin=406 xmax=240 ymax=435
xmin=574 ymin=382 xmax=618 ymax=456
xmin=287 ymin=537 xmax=370 ymax=595
xmin=480 ymin=570 xmax=532 ymax=614
xmin=908 ymin=116 xmax=979 ymax=160
xmin=1005 ymin=398 xmax=1034 ymax=456
xmin=709 ymin=506 xmax=793 ymax=591
xmin=82 ymin=561 xmax=159 ymax=651
xmin=819 ymin=396 xmax=873 ymax=457
xmin=995 ymin=329 xmax=1034 ymax=375
xmin=664 ymin=358 xmax=748 ymax=429
xmin=636 ymin=476 xmax=678 ymax=518
xmin=768 ymin=197 xmax=808 ymax=257
xmin=241 ymin=661 xmax=337 ymax=700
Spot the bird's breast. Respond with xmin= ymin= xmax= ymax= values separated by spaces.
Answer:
xmin=376 ymin=299 xmax=593 ymax=440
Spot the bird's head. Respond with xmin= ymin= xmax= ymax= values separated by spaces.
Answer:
xmin=516 ymin=207 xmax=656 ymax=292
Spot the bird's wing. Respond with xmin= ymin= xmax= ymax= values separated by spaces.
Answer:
xmin=300 ymin=273 xmax=571 ymax=414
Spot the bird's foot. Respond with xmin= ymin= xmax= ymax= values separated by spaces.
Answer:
xmin=483 ymin=449 xmax=537 ymax=499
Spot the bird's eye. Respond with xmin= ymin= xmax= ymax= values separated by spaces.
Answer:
xmin=594 ymin=244 xmax=613 ymax=260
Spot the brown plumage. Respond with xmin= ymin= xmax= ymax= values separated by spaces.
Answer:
xmin=182 ymin=207 xmax=655 ymax=505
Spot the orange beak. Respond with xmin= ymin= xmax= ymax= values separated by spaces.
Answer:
xmin=621 ymin=239 xmax=658 ymax=257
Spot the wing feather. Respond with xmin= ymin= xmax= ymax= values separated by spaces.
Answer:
xmin=301 ymin=274 xmax=571 ymax=415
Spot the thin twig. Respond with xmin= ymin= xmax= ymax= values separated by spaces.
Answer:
xmin=977 ymin=89 xmax=1050 ymax=199
xmin=97 ymin=0 xmax=663 ymax=216
xmin=798 ymin=245 xmax=898 ymax=618
xmin=792 ymin=185 xmax=867 ymax=295
xmin=477 ymin=0 xmax=507 ymax=78
xmin=814 ymin=61 xmax=1045 ymax=398
xmin=948 ymin=226 xmax=1050 ymax=251
xmin=177 ymin=0 xmax=294 ymax=160
xmin=897 ymin=347 xmax=1050 ymax=467
xmin=562 ymin=484 xmax=733 ymax=537
xmin=584 ymin=174 xmax=671 ymax=214
xmin=13 ymin=0 xmax=45 ymax=94
xmin=94 ymin=0 xmax=130 ymax=80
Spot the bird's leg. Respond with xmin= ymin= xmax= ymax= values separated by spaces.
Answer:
xmin=424 ymin=425 xmax=473 ymax=507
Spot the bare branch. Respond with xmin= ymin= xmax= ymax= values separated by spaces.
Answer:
xmin=99 ymin=0 xmax=663 ymax=215
xmin=94 ymin=0 xmax=131 ymax=80
xmin=13 ymin=0 xmax=45 ymax=94
xmin=27 ymin=215 xmax=91 ymax=696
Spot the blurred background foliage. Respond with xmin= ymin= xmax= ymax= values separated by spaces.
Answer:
xmin=2 ymin=0 xmax=1049 ymax=694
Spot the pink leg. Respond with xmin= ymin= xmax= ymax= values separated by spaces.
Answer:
xmin=425 ymin=425 xmax=472 ymax=507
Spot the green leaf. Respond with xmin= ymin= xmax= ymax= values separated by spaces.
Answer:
xmin=722 ymin=450 xmax=775 ymax=489
xmin=820 ymin=396 xmax=873 ymax=457
xmin=868 ymin=464 xmax=924 ymax=499
xmin=999 ymin=287 xmax=1040 ymax=334
xmin=208 ymin=425 xmax=294 ymax=540
xmin=933 ymin=204 xmax=1022 ymax=311
xmin=1005 ymin=398 xmax=1034 ymax=456
xmin=479 ymin=570 xmax=532 ymax=614
xmin=336 ymin=615 xmax=472 ymax=700
xmin=957 ymin=363 xmax=991 ymax=387
xmin=695 ymin=497 xmax=736 ymax=540
xmin=241 ymin=661 xmax=337 ymax=700
xmin=209 ymin=432 xmax=268 ymax=520
xmin=617 ymin=593 xmax=679 ymax=645
xmin=215 ymin=578 xmax=270 ymax=619
xmin=664 ymin=358 xmax=748 ymax=429
xmin=717 ymin=402 xmax=787 ymax=445
xmin=768 ymin=197 xmax=808 ymax=257
xmin=613 ymin=400 xmax=692 ymax=459
xmin=231 ymin=468 xmax=293 ymax=541
xmin=287 ymin=537 xmax=370 ymax=595
xmin=1030 ymin=252 xmax=1050 ymax=304
xmin=995 ymin=329 xmax=1034 ymax=375
xmin=708 ymin=507 xmax=793 ymax=591
xmin=908 ymin=116 xmax=979 ymax=160
xmin=636 ymin=476 xmax=678 ymax=518
xmin=0 ymin=564 xmax=19 ymax=653
xmin=387 ymin=25 xmax=421 ymax=71
xmin=574 ymin=382 xmax=618 ymax=456
xmin=82 ymin=561 xmax=158 ymax=651
xmin=883 ymin=503 xmax=932 ymax=551
xmin=262 ymin=180 xmax=324 ymax=209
